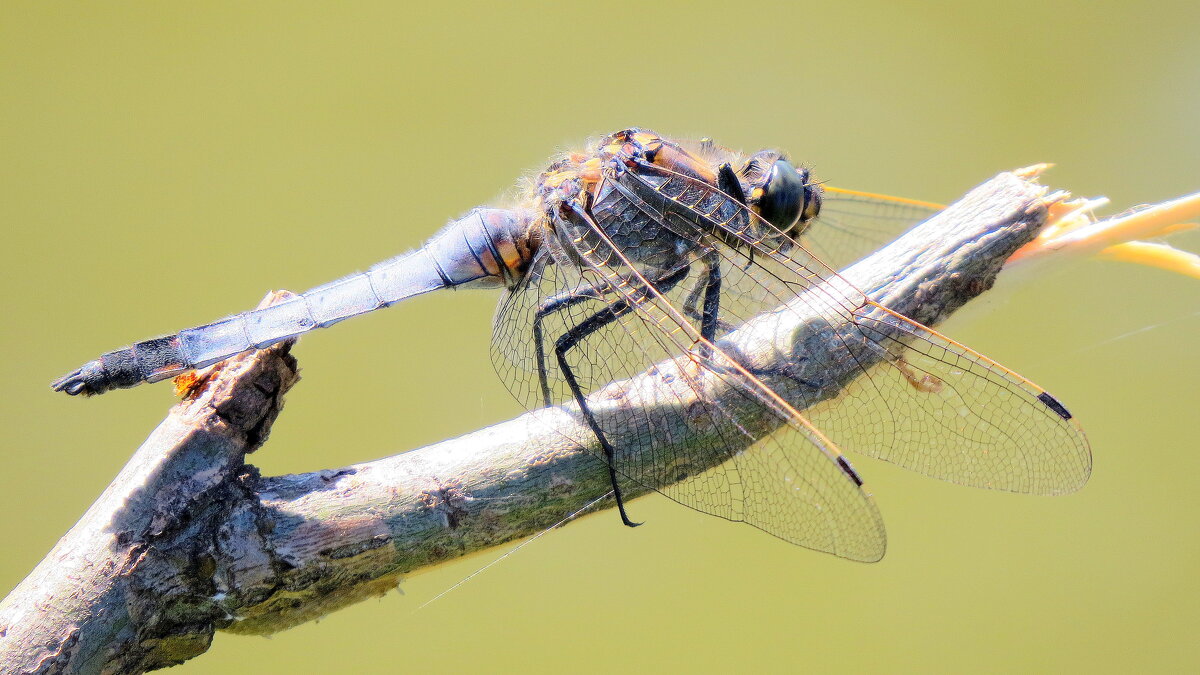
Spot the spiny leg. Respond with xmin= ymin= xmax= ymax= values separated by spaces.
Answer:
xmin=553 ymin=302 xmax=641 ymax=527
xmin=543 ymin=266 xmax=691 ymax=528
xmin=697 ymin=252 xmax=722 ymax=359
xmin=533 ymin=288 xmax=603 ymax=407
xmin=680 ymin=257 xmax=735 ymax=338
xmin=682 ymin=246 xmax=821 ymax=388
xmin=532 ymin=265 xmax=691 ymax=406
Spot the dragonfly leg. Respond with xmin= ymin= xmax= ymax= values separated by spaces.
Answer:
xmin=532 ymin=288 xmax=602 ymax=407
xmin=697 ymin=253 xmax=722 ymax=358
xmin=680 ymin=257 xmax=735 ymax=338
xmin=553 ymin=302 xmax=642 ymax=527
xmin=532 ymin=266 xmax=692 ymax=407
xmin=546 ymin=266 xmax=692 ymax=528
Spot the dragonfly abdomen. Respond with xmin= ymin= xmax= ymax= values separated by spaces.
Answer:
xmin=52 ymin=208 xmax=534 ymax=396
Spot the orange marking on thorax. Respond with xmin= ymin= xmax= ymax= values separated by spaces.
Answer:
xmin=580 ymin=158 xmax=602 ymax=182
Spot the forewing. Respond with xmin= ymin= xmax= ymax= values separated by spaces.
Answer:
xmin=492 ymin=233 xmax=887 ymax=561
xmin=803 ymin=188 xmax=943 ymax=271
xmin=630 ymin=165 xmax=1091 ymax=495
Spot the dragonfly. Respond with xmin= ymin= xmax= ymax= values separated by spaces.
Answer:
xmin=52 ymin=128 xmax=1091 ymax=561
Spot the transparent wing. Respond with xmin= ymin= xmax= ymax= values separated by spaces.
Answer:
xmin=802 ymin=188 xmax=944 ymax=271
xmin=621 ymin=164 xmax=1091 ymax=495
xmin=805 ymin=306 xmax=1092 ymax=494
xmin=489 ymin=165 xmax=1088 ymax=559
xmin=492 ymin=245 xmax=888 ymax=561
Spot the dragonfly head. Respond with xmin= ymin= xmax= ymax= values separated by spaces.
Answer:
xmin=740 ymin=151 xmax=824 ymax=239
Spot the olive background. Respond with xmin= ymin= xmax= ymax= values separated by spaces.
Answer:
xmin=2 ymin=2 xmax=1198 ymax=672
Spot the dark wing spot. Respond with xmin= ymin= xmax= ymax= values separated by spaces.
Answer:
xmin=836 ymin=456 xmax=865 ymax=486
xmin=1037 ymin=391 xmax=1073 ymax=420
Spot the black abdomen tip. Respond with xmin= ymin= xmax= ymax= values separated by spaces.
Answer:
xmin=50 ymin=361 xmax=109 ymax=396
xmin=52 ymin=337 xmax=189 ymax=397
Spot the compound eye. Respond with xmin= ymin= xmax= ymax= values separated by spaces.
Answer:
xmin=756 ymin=158 xmax=805 ymax=233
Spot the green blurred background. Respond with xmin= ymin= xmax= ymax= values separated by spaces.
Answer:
xmin=2 ymin=1 xmax=1198 ymax=672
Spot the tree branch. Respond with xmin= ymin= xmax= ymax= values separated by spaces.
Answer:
xmin=0 ymin=171 xmax=1053 ymax=674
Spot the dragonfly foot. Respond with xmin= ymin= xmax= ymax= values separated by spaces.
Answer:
xmin=615 ymin=497 xmax=642 ymax=528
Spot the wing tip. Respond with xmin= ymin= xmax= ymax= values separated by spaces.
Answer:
xmin=844 ymin=530 xmax=888 ymax=563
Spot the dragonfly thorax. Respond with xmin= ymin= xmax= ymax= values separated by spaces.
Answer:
xmin=595 ymin=129 xmax=824 ymax=244
xmin=534 ymin=144 xmax=705 ymax=279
